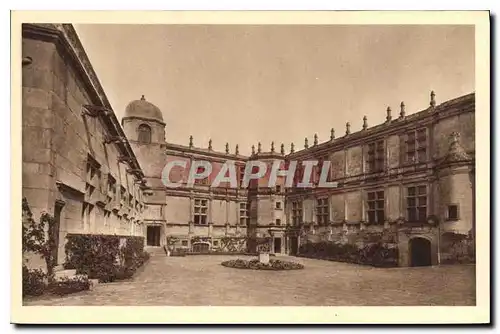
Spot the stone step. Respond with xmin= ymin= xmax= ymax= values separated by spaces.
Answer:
xmin=145 ymin=247 xmax=166 ymax=256
xmin=54 ymin=269 xmax=77 ymax=279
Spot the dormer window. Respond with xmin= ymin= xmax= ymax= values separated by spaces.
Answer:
xmin=137 ymin=124 xmax=152 ymax=144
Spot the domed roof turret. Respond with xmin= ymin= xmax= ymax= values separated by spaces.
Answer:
xmin=124 ymin=95 xmax=163 ymax=122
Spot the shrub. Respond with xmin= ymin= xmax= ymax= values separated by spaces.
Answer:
xmin=48 ymin=276 xmax=91 ymax=296
xmin=22 ymin=198 xmax=58 ymax=298
xmin=298 ymin=241 xmax=398 ymax=267
xmin=65 ymin=234 xmax=148 ymax=283
xmin=22 ymin=265 xmax=46 ymax=297
xmin=221 ymin=258 xmax=304 ymax=270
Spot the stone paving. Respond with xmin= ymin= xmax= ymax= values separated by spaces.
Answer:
xmin=24 ymin=254 xmax=476 ymax=306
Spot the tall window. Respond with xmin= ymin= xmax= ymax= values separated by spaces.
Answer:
xmin=239 ymin=202 xmax=250 ymax=226
xmin=407 ymin=185 xmax=427 ymax=222
xmin=316 ymin=198 xmax=329 ymax=225
xmin=367 ymin=190 xmax=385 ymax=224
xmin=292 ymin=201 xmax=303 ymax=226
xmin=81 ymin=202 xmax=94 ymax=231
xmin=238 ymin=165 xmax=246 ymax=188
xmin=194 ymin=166 xmax=209 ymax=185
xmin=137 ymin=124 xmax=152 ymax=144
xmin=367 ymin=140 xmax=385 ymax=172
xmin=194 ymin=198 xmax=208 ymax=225
xmin=406 ymin=128 xmax=427 ymax=163
xmin=107 ymin=175 xmax=116 ymax=203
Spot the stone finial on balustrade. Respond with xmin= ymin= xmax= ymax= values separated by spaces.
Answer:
xmin=251 ymin=145 xmax=256 ymax=155
xmin=330 ymin=128 xmax=335 ymax=140
xmin=189 ymin=135 xmax=193 ymax=148
xmin=430 ymin=90 xmax=436 ymax=108
xmin=208 ymin=139 xmax=213 ymax=151
xmin=225 ymin=143 xmax=229 ymax=154
xmin=362 ymin=116 xmax=368 ymax=130
xmin=314 ymin=133 xmax=318 ymax=146
xmin=304 ymin=137 xmax=309 ymax=149
xmin=399 ymin=101 xmax=406 ymax=119
xmin=280 ymin=143 xmax=285 ymax=155
xmin=271 ymin=141 xmax=275 ymax=153
xmin=386 ymin=106 xmax=392 ymax=122
xmin=345 ymin=122 xmax=351 ymax=135
xmin=235 ymin=144 xmax=239 ymax=155
xmin=290 ymin=142 xmax=295 ymax=153
xmin=258 ymin=142 xmax=262 ymax=153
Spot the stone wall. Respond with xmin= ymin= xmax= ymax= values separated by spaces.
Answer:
xmin=22 ymin=25 xmax=145 ymax=267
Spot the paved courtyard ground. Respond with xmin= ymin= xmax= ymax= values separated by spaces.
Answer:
xmin=24 ymin=254 xmax=476 ymax=306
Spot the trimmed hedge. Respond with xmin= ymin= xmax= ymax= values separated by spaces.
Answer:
xmin=298 ymin=241 xmax=398 ymax=267
xmin=64 ymin=234 xmax=149 ymax=283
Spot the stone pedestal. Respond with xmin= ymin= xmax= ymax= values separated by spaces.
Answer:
xmin=258 ymin=252 xmax=270 ymax=264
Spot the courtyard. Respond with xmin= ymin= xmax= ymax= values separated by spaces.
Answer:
xmin=24 ymin=254 xmax=476 ymax=306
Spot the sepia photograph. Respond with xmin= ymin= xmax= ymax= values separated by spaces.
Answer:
xmin=11 ymin=10 xmax=490 ymax=324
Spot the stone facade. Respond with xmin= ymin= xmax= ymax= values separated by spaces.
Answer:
xmin=22 ymin=23 xmax=475 ymax=268
xmin=22 ymin=24 xmax=148 ymax=270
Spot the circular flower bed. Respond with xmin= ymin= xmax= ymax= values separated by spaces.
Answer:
xmin=221 ymin=258 xmax=304 ymax=271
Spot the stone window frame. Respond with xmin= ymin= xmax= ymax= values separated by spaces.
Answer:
xmin=107 ymin=174 xmax=117 ymax=203
xmin=237 ymin=164 xmax=246 ymax=188
xmin=181 ymin=240 xmax=188 ymax=247
xmin=137 ymin=123 xmax=152 ymax=144
xmin=366 ymin=189 xmax=385 ymax=224
xmin=446 ymin=203 xmax=460 ymax=221
xmin=275 ymin=201 xmax=283 ymax=210
xmin=406 ymin=184 xmax=428 ymax=222
xmin=316 ymin=197 xmax=329 ymax=225
xmin=405 ymin=127 xmax=428 ymax=164
xmin=193 ymin=198 xmax=208 ymax=225
xmin=291 ymin=201 xmax=303 ymax=226
xmin=366 ymin=139 xmax=385 ymax=173
xmin=239 ymin=201 xmax=250 ymax=226
xmin=275 ymin=218 xmax=282 ymax=225
xmin=194 ymin=165 xmax=209 ymax=185
xmin=81 ymin=202 xmax=94 ymax=232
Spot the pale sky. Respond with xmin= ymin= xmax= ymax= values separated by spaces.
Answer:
xmin=74 ymin=24 xmax=474 ymax=155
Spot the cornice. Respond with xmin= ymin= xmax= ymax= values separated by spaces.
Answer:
xmin=287 ymin=93 xmax=475 ymax=159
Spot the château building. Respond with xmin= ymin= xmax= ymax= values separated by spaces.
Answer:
xmin=21 ymin=23 xmax=475 ymax=269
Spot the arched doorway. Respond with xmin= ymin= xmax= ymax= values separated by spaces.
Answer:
xmin=409 ymin=237 xmax=432 ymax=267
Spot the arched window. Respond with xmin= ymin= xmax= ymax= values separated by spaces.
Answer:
xmin=137 ymin=124 xmax=152 ymax=144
